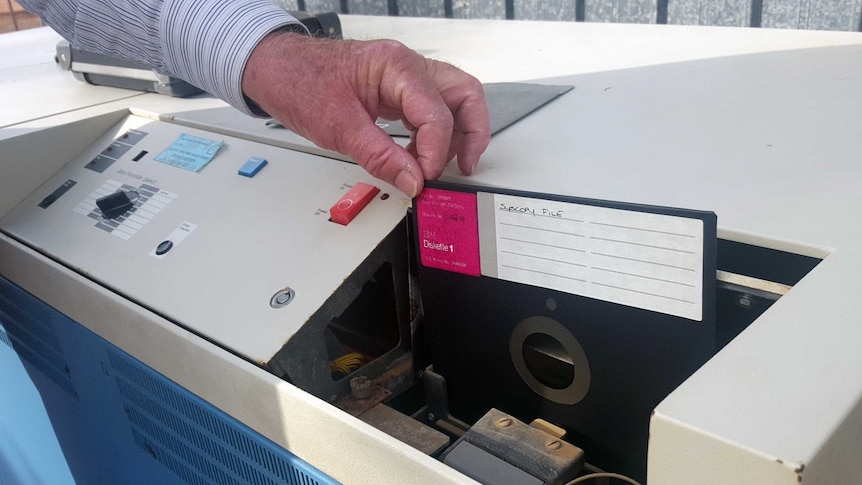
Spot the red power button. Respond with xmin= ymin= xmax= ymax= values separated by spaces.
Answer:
xmin=330 ymin=183 xmax=380 ymax=225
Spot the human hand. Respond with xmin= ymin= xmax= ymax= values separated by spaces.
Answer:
xmin=241 ymin=31 xmax=491 ymax=197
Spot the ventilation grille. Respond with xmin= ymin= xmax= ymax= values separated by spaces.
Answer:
xmin=107 ymin=349 xmax=337 ymax=485
xmin=0 ymin=278 xmax=77 ymax=398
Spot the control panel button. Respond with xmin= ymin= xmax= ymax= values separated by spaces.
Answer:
xmin=155 ymin=240 xmax=174 ymax=255
xmin=330 ymin=183 xmax=380 ymax=225
xmin=38 ymin=180 xmax=77 ymax=209
xmin=238 ymin=157 xmax=268 ymax=177
xmin=95 ymin=190 xmax=138 ymax=219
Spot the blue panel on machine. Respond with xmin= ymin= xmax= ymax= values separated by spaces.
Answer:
xmin=0 ymin=276 xmax=339 ymax=485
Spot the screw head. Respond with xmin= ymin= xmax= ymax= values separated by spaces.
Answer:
xmin=497 ymin=417 xmax=513 ymax=428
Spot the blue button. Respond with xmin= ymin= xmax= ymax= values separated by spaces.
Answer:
xmin=238 ymin=157 xmax=268 ymax=177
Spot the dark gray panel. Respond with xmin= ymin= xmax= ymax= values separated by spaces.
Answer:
xmin=384 ymin=83 xmax=574 ymax=137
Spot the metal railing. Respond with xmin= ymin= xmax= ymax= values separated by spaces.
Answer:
xmin=275 ymin=0 xmax=862 ymax=31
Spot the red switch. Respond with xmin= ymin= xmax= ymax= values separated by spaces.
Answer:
xmin=330 ymin=183 xmax=380 ymax=225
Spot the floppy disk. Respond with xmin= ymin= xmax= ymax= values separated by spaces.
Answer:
xmin=414 ymin=180 xmax=717 ymax=479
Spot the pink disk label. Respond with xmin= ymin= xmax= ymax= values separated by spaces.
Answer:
xmin=416 ymin=188 xmax=480 ymax=276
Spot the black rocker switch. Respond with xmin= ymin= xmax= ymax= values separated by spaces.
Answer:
xmin=96 ymin=190 xmax=138 ymax=219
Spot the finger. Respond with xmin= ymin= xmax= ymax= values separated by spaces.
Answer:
xmin=452 ymin=95 xmax=491 ymax=175
xmin=425 ymin=61 xmax=491 ymax=175
xmin=405 ymin=131 xmax=419 ymax=160
xmin=340 ymin=114 xmax=424 ymax=197
xmin=447 ymin=130 xmax=463 ymax=168
xmin=403 ymin=97 xmax=454 ymax=181
xmin=385 ymin=69 xmax=455 ymax=180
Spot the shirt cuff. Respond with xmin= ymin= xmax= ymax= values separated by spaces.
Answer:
xmin=159 ymin=0 xmax=304 ymax=116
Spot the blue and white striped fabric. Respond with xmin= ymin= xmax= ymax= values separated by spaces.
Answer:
xmin=19 ymin=0 xmax=301 ymax=115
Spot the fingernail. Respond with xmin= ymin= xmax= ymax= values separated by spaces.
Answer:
xmin=395 ymin=171 xmax=419 ymax=198
xmin=471 ymin=159 xmax=479 ymax=175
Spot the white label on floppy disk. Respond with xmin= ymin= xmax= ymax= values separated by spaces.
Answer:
xmin=478 ymin=193 xmax=704 ymax=321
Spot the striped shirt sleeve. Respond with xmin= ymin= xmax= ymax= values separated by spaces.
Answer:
xmin=18 ymin=0 xmax=302 ymax=116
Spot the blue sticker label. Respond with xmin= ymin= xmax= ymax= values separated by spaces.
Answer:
xmin=154 ymin=133 xmax=225 ymax=172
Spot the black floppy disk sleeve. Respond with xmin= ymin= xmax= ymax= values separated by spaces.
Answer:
xmin=412 ymin=180 xmax=717 ymax=480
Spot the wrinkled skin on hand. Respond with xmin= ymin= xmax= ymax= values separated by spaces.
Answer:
xmin=241 ymin=31 xmax=491 ymax=197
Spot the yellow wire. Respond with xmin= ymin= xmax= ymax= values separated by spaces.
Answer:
xmin=329 ymin=352 xmax=365 ymax=375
